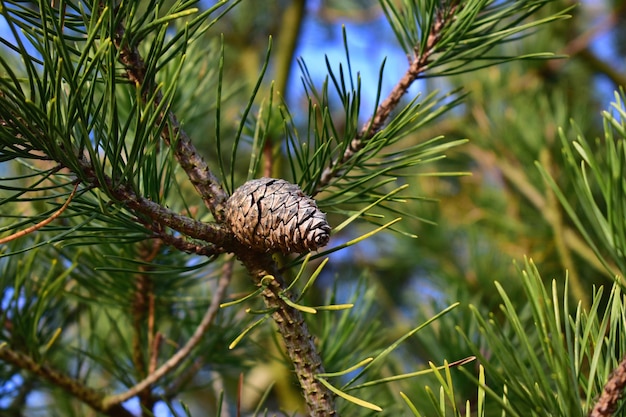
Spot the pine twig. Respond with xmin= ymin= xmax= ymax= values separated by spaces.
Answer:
xmin=0 ymin=133 xmax=228 ymax=250
xmin=315 ymin=5 xmax=456 ymax=194
xmin=0 ymin=345 xmax=134 ymax=417
xmin=154 ymin=231 xmax=219 ymax=257
xmin=102 ymin=256 xmax=234 ymax=408
xmin=590 ymin=356 xmax=626 ymax=417
xmin=237 ymin=372 xmax=243 ymax=417
xmin=141 ymin=220 xmax=220 ymax=257
xmin=236 ymin=249 xmax=336 ymax=417
xmin=0 ymin=182 xmax=79 ymax=245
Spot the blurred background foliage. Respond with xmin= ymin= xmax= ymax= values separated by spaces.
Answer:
xmin=1 ymin=0 xmax=626 ymax=416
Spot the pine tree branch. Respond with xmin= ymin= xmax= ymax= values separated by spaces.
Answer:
xmin=0 ymin=121 xmax=229 ymax=251
xmin=589 ymin=356 xmax=626 ymax=417
xmin=0 ymin=345 xmax=134 ymax=417
xmin=0 ymin=127 xmax=230 ymax=252
xmin=148 ymin=333 xmax=162 ymax=376
xmin=78 ymin=158 xmax=231 ymax=249
xmin=132 ymin=242 xmax=160 ymax=416
xmin=102 ymin=255 xmax=234 ymax=408
xmin=143 ymin=223 xmax=220 ymax=257
xmin=315 ymin=5 xmax=456 ymax=194
xmin=236 ymin=250 xmax=336 ymax=417
xmin=0 ymin=182 xmax=78 ymax=244
xmin=104 ymin=8 xmax=340 ymax=415
xmin=111 ymin=16 xmax=229 ymax=222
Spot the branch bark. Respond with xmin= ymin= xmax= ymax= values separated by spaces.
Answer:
xmin=236 ymin=249 xmax=336 ymax=417
xmin=132 ymin=241 xmax=161 ymax=416
xmin=78 ymin=158 xmax=231 ymax=249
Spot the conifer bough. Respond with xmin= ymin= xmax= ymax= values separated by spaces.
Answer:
xmin=225 ymin=178 xmax=331 ymax=254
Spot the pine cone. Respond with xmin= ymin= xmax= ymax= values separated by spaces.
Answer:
xmin=225 ymin=178 xmax=331 ymax=254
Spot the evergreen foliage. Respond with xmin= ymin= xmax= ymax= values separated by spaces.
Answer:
xmin=0 ymin=0 xmax=624 ymax=416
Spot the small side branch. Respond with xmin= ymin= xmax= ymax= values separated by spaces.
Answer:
xmin=0 ymin=182 xmax=79 ymax=245
xmin=0 ymin=345 xmax=134 ymax=417
xmin=236 ymin=249 xmax=337 ymax=417
xmin=102 ymin=255 xmax=234 ymax=408
xmin=141 ymin=220 xmax=221 ymax=257
xmin=315 ymin=5 xmax=455 ymax=194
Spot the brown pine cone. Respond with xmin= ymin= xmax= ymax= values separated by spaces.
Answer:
xmin=225 ymin=178 xmax=331 ymax=254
